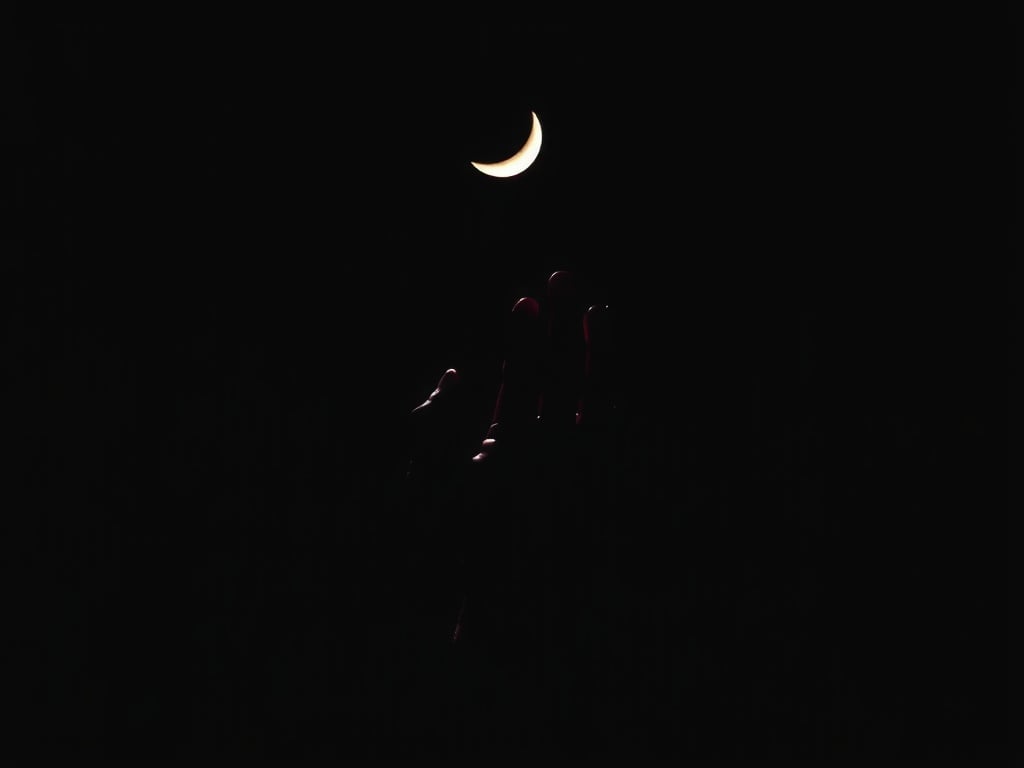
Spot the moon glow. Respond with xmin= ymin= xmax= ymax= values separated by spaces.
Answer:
xmin=470 ymin=111 xmax=543 ymax=178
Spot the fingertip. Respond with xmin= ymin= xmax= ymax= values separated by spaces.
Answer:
xmin=512 ymin=296 xmax=540 ymax=318
xmin=437 ymin=367 xmax=460 ymax=391
xmin=584 ymin=304 xmax=611 ymax=339
xmin=544 ymin=274 xmax=577 ymax=309
xmin=412 ymin=367 xmax=460 ymax=414
xmin=547 ymin=270 xmax=575 ymax=300
xmin=508 ymin=296 xmax=542 ymax=353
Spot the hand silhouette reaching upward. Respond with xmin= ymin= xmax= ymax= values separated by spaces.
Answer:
xmin=390 ymin=269 xmax=624 ymax=750
xmin=406 ymin=269 xmax=617 ymax=475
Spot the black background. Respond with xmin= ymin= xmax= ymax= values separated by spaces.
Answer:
xmin=3 ymin=5 xmax=1010 ymax=761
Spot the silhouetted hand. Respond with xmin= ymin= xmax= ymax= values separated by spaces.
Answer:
xmin=385 ymin=270 xmax=625 ymax=752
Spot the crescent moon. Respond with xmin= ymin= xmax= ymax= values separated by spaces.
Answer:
xmin=470 ymin=111 xmax=543 ymax=178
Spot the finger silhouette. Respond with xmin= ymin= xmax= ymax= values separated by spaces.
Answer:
xmin=578 ymin=303 xmax=617 ymax=430
xmin=540 ymin=270 xmax=585 ymax=433
xmin=473 ymin=295 xmax=542 ymax=464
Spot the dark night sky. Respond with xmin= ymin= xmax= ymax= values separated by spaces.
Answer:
xmin=3 ymin=7 xmax=1009 ymax=761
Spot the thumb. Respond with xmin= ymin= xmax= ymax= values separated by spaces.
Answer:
xmin=407 ymin=367 xmax=474 ymax=482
